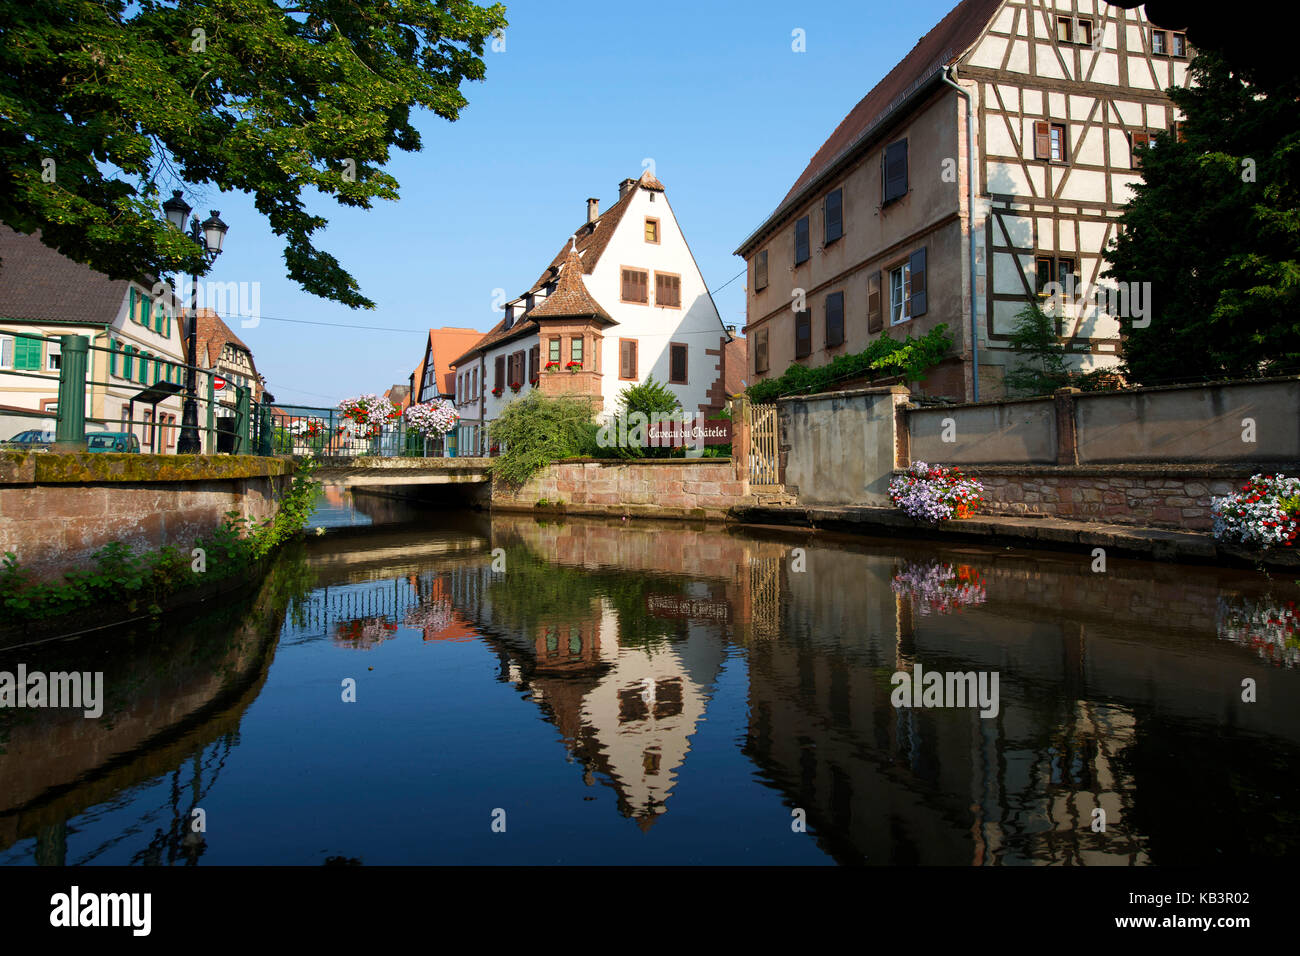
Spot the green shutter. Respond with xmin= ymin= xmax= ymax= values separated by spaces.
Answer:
xmin=14 ymin=336 xmax=41 ymax=370
xmin=110 ymin=341 xmax=120 ymax=377
xmin=123 ymin=346 xmax=134 ymax=380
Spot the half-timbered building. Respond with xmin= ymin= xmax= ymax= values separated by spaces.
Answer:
xmin=735 ymin=0 xmax=1191 ymax=400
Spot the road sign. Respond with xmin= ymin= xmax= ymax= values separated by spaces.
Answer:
xmin=213 ymin=375 xmax=226 ymax=391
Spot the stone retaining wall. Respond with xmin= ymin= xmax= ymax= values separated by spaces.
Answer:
xmin=491 ymin=458 xmax=746 ymax=519
xmin=0 ymin=451 xmax=295 ymax=581
xmin=957 ymin=466 xmax=1255 ymax=530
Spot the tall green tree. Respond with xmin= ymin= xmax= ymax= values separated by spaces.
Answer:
xmin=0 ymin=0 xmax=506 ymax=307
xmin=1105 ymin=51 xmax=1300 ymax=384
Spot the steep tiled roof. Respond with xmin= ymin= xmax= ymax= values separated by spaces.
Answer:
xmin=0 ymin=225 xmax=155 ymax=325
xmin=418 ymin=327 xmax=485 ymax=397
xmin=736 ymin=0 xmax=1001 ymax=254
xmin=451 ymin=173 xmax=661 ymax=368
xmin=529 ymin=246 xmax=612 ymax=321
xmin=195 ymin=309 xmax=252 ymax=368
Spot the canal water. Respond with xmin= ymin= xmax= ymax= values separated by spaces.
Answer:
xmin=1 ymin=487 xmax=1297 ymax=865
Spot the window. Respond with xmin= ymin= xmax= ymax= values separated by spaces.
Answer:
xmin=138 ymin=351 xmax=150 ymax=384
xmin=510 ymin=350 xmax=525 ymax=386
xmin=1130 ymin=130 xmax=1154 ymax=167
xmin=654 ymin=271 xmax=681 ymax=308
xmin=549 ymin=337 xmax=561 ymax=363
xmin=1056 ymin=16 xmax=1072 ymax=43
xmin=528 ymin=345 xmax=539 ymax=384
xmin=570 ymin=336 xmax=583 ymax=365
xmin=45 ymin=339 xmax=61 ymax=371
xmin=890 ymin=265 xmax=908 ymax=324
xmin=645 ymin=217 xmax=659 ymax=243
xmin=825 ymin=188 xmax=843 ymax=244
xmin=621 ymin=267 xmax=648 ymax=304
xmin=1076 ymin=19 xmax=1092 ymax=46
xmin=794 ymin=216 xmax=810 ymax=265
xmin=143 ymin=410 xmax=153 ymax=445
xmin=1172 ymin=33 xmax=1186 ymax=57
xmin=794 ymin=310 xmax=811 ymax=358
xmin=0 ymin=335 xmax=10 ymax=368
xmin=1034 ymin=121 xmax=1068 ymax=162
xmin=754 ymin=249 xmax=769 ymax=292
xmin=754 ymin=328 xmax=769 ymax=374
xmin=882 ymin=139 xmax=908 ymax=203
xmin=1151 ymin=30 xmax=1166 ymax=55
xmin=1036 ymin=255 xmax=1077 ymax=296
xmin=503 ymin=304 xmax=515 ymax=330
xmin=825 ymin=291 xmax=845 ymax=348
xmin=669 ymin=343 xmax=688 ymax=384
xmin=619 ymin=338 xmax=638 ymax=380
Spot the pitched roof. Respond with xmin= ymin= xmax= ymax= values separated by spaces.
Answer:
xmin=419 ymin=327 xmax=484 ymax=397
xmin=451 ymin=172 xmax=663 ymax=367
xmin=195 ymin=309 xmax=252 ymax=368
xmin=529 ymin=245 xmax=612 ymax=322
xmin=0 ymin=224 xmax=151 ymax=325
xmin=736 ymin=0 xmax=1001 ymax=254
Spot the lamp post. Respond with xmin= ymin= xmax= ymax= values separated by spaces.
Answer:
xmin=163 ymin=190 xmax=228 ymax=454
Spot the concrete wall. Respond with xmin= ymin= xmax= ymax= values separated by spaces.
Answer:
xmin=1074 ymin=379 xmax=1300 ymax=464
xmin=776 ymin=386 xmax=910 ymax=506
xmin=908 ymin=398 xmax=1056 ymax=465
xmin=491 ymin=459 xmax=745 ymax=520
xmin=0 ymin=452 xmax=294 ymax=580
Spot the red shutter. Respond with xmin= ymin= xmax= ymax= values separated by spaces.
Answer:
xmin=620 ymin=339 xmax=638 ymax=378
xmin=1034 ymin=121 xmax=1051 ymax=160
xmin=494 ymin=354 xmax=505 ymax=390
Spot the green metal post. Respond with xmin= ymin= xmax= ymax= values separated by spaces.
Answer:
xmin=204 ymin=373 xmax=215 ymax=455
xmin=257 ymin=401 xmax=273 ymax=456
xmin=234 ymin=386 xmax=250 ymax=455
xmin=54 ymin=334 xmax=88 ymax=451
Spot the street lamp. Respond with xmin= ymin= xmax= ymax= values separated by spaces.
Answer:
xmin=163 ymin=190 xmax=228 ymax=454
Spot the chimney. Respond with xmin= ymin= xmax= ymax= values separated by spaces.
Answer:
xmin=618 ymin=177 xmax=637 ymax=198
xmin=586 ymin=197 xmax=599 ymax=223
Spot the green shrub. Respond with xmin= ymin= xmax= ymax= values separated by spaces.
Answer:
xmin=488 ymin=391 xmax=597 ymax=485
xmin=748 ymin=325 xmax=952 ymax=403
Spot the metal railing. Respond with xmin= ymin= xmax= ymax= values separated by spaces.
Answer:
xmin=0 ymin=332 xmax=255 ymax=454
xmin=2 ymin=333 xmax=460 ymax=458
xmin=262 ymin=404 xmax=453 ymax=459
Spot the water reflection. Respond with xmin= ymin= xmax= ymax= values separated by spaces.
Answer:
xmin=1 ymin=508 xmax=1297 ymax=865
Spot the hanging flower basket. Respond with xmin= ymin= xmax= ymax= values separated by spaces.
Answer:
xmin=509 ymin=381 xmax=522 ymax=393
xmin=405 ymin=399 xmax=459 ymax=438
xmin=337 ymin=394 xmax=398 ymax=440
xmin=491 ymin=386 xmax=504 ymax=397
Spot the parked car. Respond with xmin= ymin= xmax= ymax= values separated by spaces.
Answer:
xmin=3 ymin=428 xmax=55 ymax=449
xmin=86 ymin=432 xmax=141 ymax=453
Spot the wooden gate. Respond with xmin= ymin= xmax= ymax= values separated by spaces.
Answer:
xmin=748 ymin=402 xmax=779 ymax=486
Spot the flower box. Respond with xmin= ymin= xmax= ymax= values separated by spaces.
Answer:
xmin=1212 ymin=474 xmax=1300 ymax=549
xmin=889 ymin=462 xmax=984 ymax=523
xmin=565 ymin=361 xmax=582 ymax=372
xmin=509 ymin=381 xmax=522 ymax=393
xmin=544 ymin=361 xmax=560 ymax=372
xmin=491 ymin=387 xmax=504 ymax=397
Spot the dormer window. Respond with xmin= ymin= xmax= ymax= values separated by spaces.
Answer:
xmin=525 ymin=294 xmax=535 ymax=312
xmin=504 ymin=304 xmax=515 ymax=329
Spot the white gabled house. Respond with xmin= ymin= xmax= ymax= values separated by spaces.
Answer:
xmin=449 ymin=171 xmax=735 ymax=454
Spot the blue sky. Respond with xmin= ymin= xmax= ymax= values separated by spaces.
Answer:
xmin=193 ymin=0 xmax=961 ymax=407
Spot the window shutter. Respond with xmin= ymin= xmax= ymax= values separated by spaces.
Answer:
xmin=110 ymin=341 xmax=120 ymax=377
xmin=867 ymin=272 xmax=883 ymax=333
xmin=621 ymin=339 xmax=638 ymax=379
xmin=1034 ymin=121 xmax=1051 ymax=160
xmin=14 ymin=336 xmax=41 ymax=370
xmin=494 ymin=354 xmax=505 ymax=390
xmin=825 ymin=189 xmax=843 ymax=243
xmin=529 ymin=345 xmax=538 ymax=382
xmin=755 ymin=250 xmax=768 ymax=291
xmin=795 ymin=217 xmax=810 ymax=264
xmin=825 ymin=291 xmax=845 ymax=347
xmin=883 ymin=140 xmax=908 ymax=202
xmin=755 ymin=330 xmax=769 ymax=374
xmin=655 ymin=272 xmax=665 ymax=305
xmin=794 ymin=311 xmax=811 ymax=358
xmin=909 ymin=248 xmax=927 ymax=318
xmin=670 ymin=344 xmax=687 ymax=383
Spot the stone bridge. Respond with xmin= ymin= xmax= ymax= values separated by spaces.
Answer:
xmin=310 ymin=456 xmax=494 ymax=487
